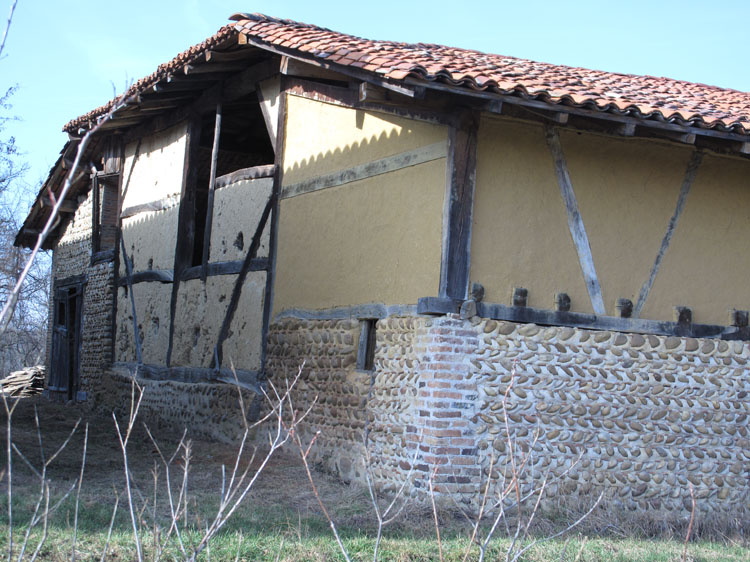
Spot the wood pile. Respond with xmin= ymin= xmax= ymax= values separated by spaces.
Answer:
xmin=0 ymin=365 xmax=46 ymax=397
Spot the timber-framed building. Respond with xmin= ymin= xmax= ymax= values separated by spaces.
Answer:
xmin=15 ymin=13 xmax=750 ymax=516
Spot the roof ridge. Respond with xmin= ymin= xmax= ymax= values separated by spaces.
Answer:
xmin=64 ymin=12 xmax=750 ymax=136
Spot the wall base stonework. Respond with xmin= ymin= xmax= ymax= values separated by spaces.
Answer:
xmin=93 ymin=367 xmax=263 ymax=444
xmin=264 ymin=313 xmax=750 ymax=518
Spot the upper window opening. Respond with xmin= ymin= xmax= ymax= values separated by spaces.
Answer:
xmin=188 ymin=99 xmax=275 ymax=267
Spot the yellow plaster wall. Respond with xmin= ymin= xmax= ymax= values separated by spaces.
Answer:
xmin=643 ymin=154 xmax=750 ymax=324
xmin=273 ymin=96 xmax=447 ymax=314
xmin=472 ymin=115 xmax=750 ymax=325
xmin=274 ymin=160 xmax=445 ymax=314
xmin=210 ymin=178 xmax=272 ymax=262
xmin=283 ymin=94 xmax=447 ymax=185
xmin=122 ymin=122 xmax=187 ymax=209
xmin=559 ymin=130 xmax=693 ymax=316
xmin=471 ymin=117 xmax=593 ymax=312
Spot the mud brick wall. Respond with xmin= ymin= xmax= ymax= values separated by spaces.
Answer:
xmin=49 ymin=188 xmax=116 ymax=401
xmin=94 ymin=368 xmax=259 ymax=443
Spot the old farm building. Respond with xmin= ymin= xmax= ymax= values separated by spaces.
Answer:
xmin=15 ymin=13 xmax=750 ymax=515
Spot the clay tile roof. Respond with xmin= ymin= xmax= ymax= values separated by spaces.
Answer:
xmin=64 ymin=13 xmax=750 ymax=136
xmin=228 ymin=13 xmax=750 ymax=135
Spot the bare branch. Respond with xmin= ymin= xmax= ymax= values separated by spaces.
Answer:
xmin=0 ymin=0 xmax=17 ymax=60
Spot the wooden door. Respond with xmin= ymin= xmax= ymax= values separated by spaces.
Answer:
xmin=50 ymin=283 xmax=83 ymax=400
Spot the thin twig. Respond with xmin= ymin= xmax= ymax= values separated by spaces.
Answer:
xmin=0 ymin=0 xmax=18 ymax=59
xmin=682 ymin=483 xmax=696 ymax=562
xmin=71 ymin=423 xmax=89 ymax=562
xmin=428 ymin=466 xmax=445 ymax=562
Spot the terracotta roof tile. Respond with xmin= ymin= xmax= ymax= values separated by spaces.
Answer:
xmin=65 ymin=13 xmax=750 ymax=136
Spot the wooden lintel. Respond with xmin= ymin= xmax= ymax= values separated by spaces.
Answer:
xmin=215 ymin=164 xmax=276 ymax=188
xmin=117 ymin=269 xmax=174 ymax=286
xmin=439 ymin=109 xmax=479 ymax=301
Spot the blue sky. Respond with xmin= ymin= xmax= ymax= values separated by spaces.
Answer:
xmin=2 ymin=0 xmax=749 ymax=203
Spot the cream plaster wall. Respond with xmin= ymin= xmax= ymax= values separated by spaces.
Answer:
xmin=115 ymin=283 xmax=172 ymax=365
xmin=283 ymin=94 xmax=447 ymax=185
xmin=171 ymin=274 xmax=265 ymax=371
xmin=471 ymin=117 xmax=593 ymax=312
xmin=210 ymin=178 xmax=273 ymax=262
xmin=120 ymin=206 xmax=179 ymax=274
xmin=122 ymin=122 xmax=187 ymax=209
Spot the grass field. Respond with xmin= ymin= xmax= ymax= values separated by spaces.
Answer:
xmin=0 ymin=396 xmax=747 ymax=561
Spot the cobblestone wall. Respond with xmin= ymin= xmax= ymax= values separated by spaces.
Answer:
xmin=93 ymin=367 xmax=260 ymax=443
xmin=49 ymin=188 xmax=116 ymax=402
xmin=265 ymin=313 xmax=750 ymax=518
xmin=265 ymin=317 xmax=370 ymax=481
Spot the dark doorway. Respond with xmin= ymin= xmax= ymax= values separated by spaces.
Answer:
xmin=50 ymin=280 xmax=84 ymax=401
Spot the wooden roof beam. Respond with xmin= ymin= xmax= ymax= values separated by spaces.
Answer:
xmin=184 ymin=62 xmax=250 ymax=75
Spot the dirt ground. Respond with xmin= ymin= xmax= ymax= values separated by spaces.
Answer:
xmin=0 ymin=394 xmax=381 ymax=530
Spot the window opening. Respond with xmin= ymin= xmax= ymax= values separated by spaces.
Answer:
xmin=188 ymin=98 xmax=275 ymax=268
xmin=357 ymin=319 xmax=377 ymax=371
xmin=92 ymin=174 xmax=119 ymax=255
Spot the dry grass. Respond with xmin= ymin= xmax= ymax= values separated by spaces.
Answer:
xmin=0 ymin=396 xmax=748 ymax=561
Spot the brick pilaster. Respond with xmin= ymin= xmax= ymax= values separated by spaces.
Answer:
xmin=414 ymin=314 xmax=480 ymax=498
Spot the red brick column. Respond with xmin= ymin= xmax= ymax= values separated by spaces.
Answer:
xmin=413 ymin=314 xmax=481 ymax=499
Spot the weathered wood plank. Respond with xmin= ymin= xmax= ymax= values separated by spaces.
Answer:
xmin=275 ymin=304 xmax=418 ymax=321
xmin=545 ymin=126 xmax=606 ymax=315
xmin=633 ymin=151 xmax=703 ymax=318
xmin=181 ymin=258 xmax=268 ymax=281
xmin=166 ymin=116 xmax=201 ymax=367
xmin=201 ymin=103 xmax=223 ymax=280
xmin=120 ymin=195 xmax=180 ymax=219
xmin=117 ymin=270 xmax=174 ymax=286
xmin=418 ymin=297 xmax=738 ymax=338
xmin=281 ymin=141 xmax=448 ymax=199
xmin=215 ymin=165 xmax=276 ymax=188
xmin=256 ymin=76 xmax=281 ymax=151
xmin=439 ymin=110 xmax=479 ymax=300
xmin=113 ymin=362 xmax=262 ymax=391
xmin=261 ymin=88 xmax=288 ymax=374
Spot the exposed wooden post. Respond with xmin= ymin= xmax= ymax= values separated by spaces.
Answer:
xmin=166 ymin=115 xmax=201 ymax=367
xmin=120 ymin=237 xmax=142 ymax=366
xmin=633 ymin=151 xmax=703 ymax=318
xmin=545 ymin=125 xmax=606 ymax=316
xmin=439 ymin=109 xmax=479 ymax=301
xmin=201 ymin=102 xmax=222 ymax=281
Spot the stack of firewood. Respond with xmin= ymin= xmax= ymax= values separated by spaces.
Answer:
xmin=0 ymin=365 xmax=46 ymax=397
